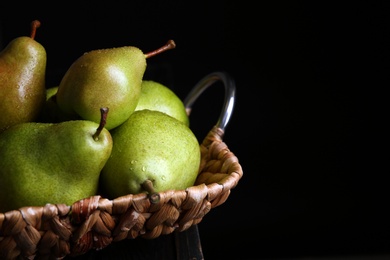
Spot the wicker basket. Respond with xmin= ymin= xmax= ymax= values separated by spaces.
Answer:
xmin=0 ymin=71 xmax=243 ymax=259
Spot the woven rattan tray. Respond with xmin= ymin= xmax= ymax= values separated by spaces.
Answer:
xmin=0 ymin=71 xmax=243 ymax=259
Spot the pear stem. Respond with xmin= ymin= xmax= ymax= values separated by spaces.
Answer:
xmin=144 ymin=40 xmax=176 ymax=59
xmin=30 ymin=20 xmax=41 ymax=40
xmin=142 ymin=180 xmax=161 ymax=204
xmin=93 ymin=107 xmax=109 ymax=141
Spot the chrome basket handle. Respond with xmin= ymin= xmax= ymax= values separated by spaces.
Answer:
xmin=183 ymin=71 xmax=236 ymax=132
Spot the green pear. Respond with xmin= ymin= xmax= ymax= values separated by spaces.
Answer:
xmin=37 ymin=86 xmax=80 ymax=123
xmin=135 ymin=80 xmax=190 ymax=127
xmin=100 ymin=109 xmax=200 ymax=199
xmin=56 ymin=40 xmax=176 ymax=130
xmin=0 ymin=20 xmax=47 ymax=133
xmin=46 ymin=85 xmax=59 ymax=100
xmin=0 ymin=108 xmax=112 ymax=212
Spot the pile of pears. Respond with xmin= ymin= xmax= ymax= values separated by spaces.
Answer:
xmin=0 ymin=21 xmax=201 ymax=213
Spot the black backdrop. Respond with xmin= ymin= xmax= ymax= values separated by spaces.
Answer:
xmin=1 ymin=1 xmax=389 ymax=259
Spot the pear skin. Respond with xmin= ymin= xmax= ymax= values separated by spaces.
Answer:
xmin=0 ymin=20 xmax=47 ymax=133
xmin=56 ymin=46 xmax=146 ymax=130
xmin=100 ymin=109 xmax=200 ymax=199
xmin=0 ymin=109 xmax=112 ymax=212
xmin=37 ymin=86 xmax=81 ymax=123
xmin=56 ymin=40 xmax=176 ymax=130
xmin=136 ymin=80 xmax=190 ymax=127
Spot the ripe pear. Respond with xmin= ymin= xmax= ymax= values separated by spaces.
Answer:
xmin=37 ymin=86 xmax=80 ymax=123
xmin=56 ymin=40 xmax=176 ymax=130
xmin=135 ymin=80 xmax=190 ymax=127
xmin=100 ymin=109 xmax=201 ymax=199
xmin=0 ymin=108 xmax=112 ymax=212
xmin=0 ymin=20 xmax=47 ymax=133
xmin=46 ymin=85 xmax=59 ymax=100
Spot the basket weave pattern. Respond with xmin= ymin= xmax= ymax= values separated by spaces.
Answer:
xmin=0 ymin=125 xmax=243 ymax=259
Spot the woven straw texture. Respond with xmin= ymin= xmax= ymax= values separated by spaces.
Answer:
xmin=0 ymin=71 xmax=242 ymax=259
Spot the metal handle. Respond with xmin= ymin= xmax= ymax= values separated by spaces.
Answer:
xmin=183 ymin=71 xmax=236 ymax=132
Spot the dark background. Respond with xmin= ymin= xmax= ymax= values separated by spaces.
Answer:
xmin=1 ymin=1 xmax=389 ymax=259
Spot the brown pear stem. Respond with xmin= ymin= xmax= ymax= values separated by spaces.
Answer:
xmin=144 ymin=40 xmax=176 ymax=59
xmin=30 ymin=20 xmax=41 ymax=40
xmin=93 ymin=107 xmax=109 ymax=141
xmin=142 ymin=180 xmax=161 ymax=204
